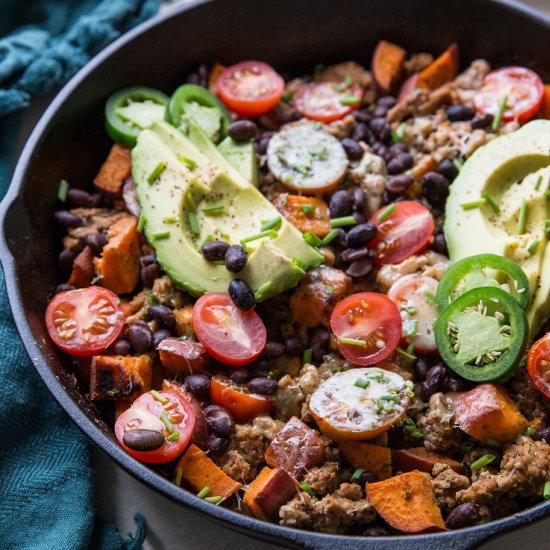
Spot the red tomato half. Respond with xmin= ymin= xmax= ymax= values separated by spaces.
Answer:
xmin=192 ymin=292 xmax=267 ymax=366
xmin=474 ymin=67 xmax=544 ymax=123
xmin=369 ymin=201 xmax=435 ymax=266
xmin=330 ymin=292 xmax=402 ymax=366
xmin=115 ymin=390 xmax=195 ymax=463
xmin=295 ymin=82 xmax=363 ymax=123
xmin=217 ymin=61 xmax=284 ymax=116
xmin=45 ymin=286 xmax=124 ymax=356
xmin=527 ymin=333 xmax=550 ymax=401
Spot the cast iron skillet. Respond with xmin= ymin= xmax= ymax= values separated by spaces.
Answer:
xmin=1 ymin=0 xmax=550 ymax=547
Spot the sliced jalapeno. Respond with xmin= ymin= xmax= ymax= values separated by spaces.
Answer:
xmin=166 ymin=84 xmax=231 ymax=143
xmin=434 ymin=286 xmax=527 ymax=382
xmin=436 ymin=254 xmax=531 ymax=311
xmin=105 ymin=87 xmax=169 ymax=146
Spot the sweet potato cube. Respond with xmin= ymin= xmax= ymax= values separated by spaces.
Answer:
xmin=173 ymin=306 xmax=195 ymax=337
xmin=541 ymin=85 xmax=550 ymax=119
xmin=243 ymin=467 xmax=298 ymax=520
xmin=453 ymin=384 xmax=529 ymax=444
xmin=417 ymin=43 xmax=459 ymax=90
xmin=68 ymin=246 xmax=95 ymax=288
xmin=372 ymin=40 xmax=407 ymax=93
xmin=158 ymin=338 xmax=208 ymax=375
xmin=393 ymin=448 xmax=464 ymax=475
xmin=90 ymin=354 xmax=152 ymax=400
xmin=339 ymin=441 xmax=392 ymax=480
xmin=366 ymin=471 xmax=446 ymax=533
xmin=265 ymin=416 xmax=325 ymax=478
xmin=176 ymin=444 xmax=241 ymax=501
xmin=94 ymin=216 xmax=140 ymax=295
xmin=94 ymin=143 xmax=131 ymax=197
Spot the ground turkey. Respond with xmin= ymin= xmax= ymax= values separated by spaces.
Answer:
xmin=432 ymin=463 xmax=470 ymax=512
xmin=276 ymin=363 xmax=320 ymax=421
xmin=279 ymin=483 xmax=376 ymax=534
xmin=508 ymin=367 xmax=548 ymax=420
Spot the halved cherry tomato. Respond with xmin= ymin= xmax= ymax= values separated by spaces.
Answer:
xmin=527 ymin=333 xmax=550 ymax=400
xmin=295 ymin=82 xmax=363 ymax=123
xmin=330 ymin=292 xmax=402 ymax=366
xmin=473 ymin=67 xmax=544 ymax=124
xmin=387 ymin=274 xmax=439 ymax=353
xmin=368 ymin=201 xmax=435 ymax=266
xmin=210 ymin=375 xmax=274 ymax=422
xmin=217 ymin=61 xmax=284 ymax=116
xmin=115 ymin=390 xmax=195 ymax=463
xmin=192 ymin=292 xmax=266 ymax=366
xmin=45 ymin=286 xmax=124 ymax=356
xmin=272 ymin=194 xmax=331 ymax=237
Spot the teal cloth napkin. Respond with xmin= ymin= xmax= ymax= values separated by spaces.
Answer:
xmin=0 ymin=1 xmax=159 ymax=548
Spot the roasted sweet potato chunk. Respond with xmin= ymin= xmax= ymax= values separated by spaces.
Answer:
xmin=94 ymin=143 xmax=131 ymax=197
xmin=339 ymin=441 xmax=392 ymax=480
xmin=68 ymin=246 xmax=95 ymax=288
xmin=173 ymin=306 xmax=195 ymax=337
xmin=158 ymin=338 xmax=208 ymax=375
xmin=417 ymin=43 xmax=459 ymax=90
xmin=393 ymin=448 xmax=464 ymax=475
xmin=372 ymin=40 xmax=407 ymax=93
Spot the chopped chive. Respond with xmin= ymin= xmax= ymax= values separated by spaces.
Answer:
xmin=460 ymin=198 xmax=487 ymax=210
xmin=331 ymin=82 xmax=346 ymax=92
xmin=354 ymin=378 xmax=370 ymax=389
xmin=425 ymin=291 xmax=437 ymax=307
xmin=166 ymin=431 xmax=180 ymax=442
xmin=381 ymin=394 xmax=399 ymax=401
xmin=320 ymin=229 xmax=338 ymax=246
xmin=517 ymin=198 xmax=527 ymax=235
xmin=482 ymin=193 xmax=500 ymax=214
xmin=303 ymin=231 xmax=322 ymax=247
xmin=377 ymin=203 xmax=396 ymax=222
xmin=485 ymin=439 xmax=500 ymax=447
xmin=163 ymin=216 xmax=178 ymax=224
xmin=196 ymin=486 xmax=212 ymax=499
xmin=241 ymin=229 xmax=277 ymax=245
xmin=366 ymin=371 xmax=384 ymax=382
xmin=186 ymin=192 xmax=196 ymax=212
xmin=281 ymin=91 xmax=293 ymax=103
xmin=151 ymin=230 xmax=170 ymax=240
xmin=57 ymin=179 xmax=69 ymax=202
xmin=159 ymin=412 xmax=174 ymax=433
xmin=299 ymin=204 xmax=315 ymax=215
xmin=175 ymin=466 xmax=183 ymax=487
xmin=202 ymin=204 xmax=225 ymax=215
xmin=471 ymin=453 xmax=496 ymax=471
xmin=292 ymin=257 xmax=307 ymax=271
xmin=147 ymin=162 xmax=166 ymax=184
xmin=453 ymin=157 xmax=465 ymax=172
xmin=460 ymin=441 xmax=474 ymax=453
xmin=303 ymin=348 xmax=313 ymax=365
xmin=339 ymin=95 xmax=361 ymax=106
xmin=261 ymin=216 xmax=282 ymax=232
xmin=404 ymin=319 xmax=419 ymax=338
xmin=528 ymin=239 xmax=540 ymax=255
xmin=137 ymin=213 xmax=146 ymax=233
xmin=535 ymin=175 xmax=543 ymax=191
xmin=204 ymin=496 xmax=223 ymax=504
xmin=351 ymin=468 xmax=365 ymax=483
xmin=330 ymin=215 xmax=356 ymax=228
xmin=525 ymin=426 xmax=537 ymax=438
xmin=491 ymin=94 xmax=508 ymax=131
xmin=344 ymin=74 xmax=353 ymax=88
xmin=299 ymin=481 xmax=314 ymax=497
xmin=391 ymin=123 xmax=407 ymax=143
xmin=150 ymin=390 xmax=168 ymax=404
xmin=396 ymin=346 xmax=417 ymax=362
xmin=404 ymin=306 xmax=417 ymax=315
xmin=267 ymin=370 xmax=274 ymax=379
xmin=313 ymin=121 xmax=322 ymax=131
xmin=544 ymin=481 xmax=550 ymax=500
xmin=409 ymin=430 xmax=424 ymax=439
xmin=339 ymin=337 xmax=367 ymax=348
xmin=178 ymin=155 xmax=197 ymax=169
xmin=187 ymin=212 xmax=200 ymax=236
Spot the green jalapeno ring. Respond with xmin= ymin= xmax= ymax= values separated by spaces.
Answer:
xmin=434 ymin=286 xmax=527 ymax=382
xmin=436 ymin=253 xmax=531 ymax=311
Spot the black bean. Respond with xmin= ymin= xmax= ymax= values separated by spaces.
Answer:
xmin=447 ymin=104 xmax=476 ymax=122
xmin=148 ymin=304 xmax=176 ymax=331
xmin=345 ymin=257 xmax=374 ymax=279
xmin=360 ymin=471 xmax=378 ymax=484
xmin=471 ymin=113 xmax=494 ymax=130
xmin=54 ymin=210 xmax=83 ymax=228
xmin=204 ymin=406 xmax=235 ymax=437
xmin=127 ymin=320 xmax=153 ymax=353
xmin=310 ymin=327 xmax=331 ymax=350
xmin=152 ymin=329 xmax=171 ymax=349
xmin=369 ymin=117 xmax=391 ymax=143
xmin=202 ymin=240 xmax=230 ymax=262
xmin=413 ymin=357 xmax=430 ymax=381
xmin=378 ymin=95 xmax=398 ymax=109
xmin=224 ymin=245 xmax=248 ymax=273
xmin=341 ymin=138 xmax=364 ymax=161
xmin=184 ymin=374 xmax=210 ymax=398
xmin=386 ymin=153 xmax=413 ymax=175
xmin=421 ymin=364 xmax=447 ymax=400
xmin=55 ymin=283 xmax=75 ymax=294
xmin=347 ymin=223 xmax=377 ymax=247
xmin=228 ymin=120 xmax=258 ymax=142
xmin=422 ymin=171 xmax=450 ymax=209
xmin=112 ymin=338 xmax=131 ymax=355
xmin=438 ymin=159 xmax=458 ymax=182
xmin=386 ymin=174 xmax=414 ymax=194
xmin=446 ymin=503 xmax=480 ymax=529
xmin=353 ymin=109 xmax=372 ymax=123
xmin=341 ymin=246 xmax=370 ymax=263
xmin=91 ymin=193 xmax=103 ymax=207
xmin=249 ymin=360 xmax=270 ymax=378
xmin=444 ymin=376 xmax=465 ymax=392
xmin=123 ymin=429 xmax=165 ymax=451
xmin=389 ymin=142 xmax=409 ymax=156
xmin=248 ymin=377 xmax=278 ymax=395
xmin=198 ymin=63 xmax=209 ymax=87
xmin=372 ymin=141 xmax=388 ymax=158
xmin=284 ymin=335 xmax=304 ymax=357
xmin=262 ymin=341 xmax=285 ymax=359
xmin=141 ymin=263 xmax=161 ymax=287
xmin=140 ymin=254 xmax=158 ymax=267
xmin=479 ymin=446 xmax=502 ymax=464
xmin=66 ymin=188 xmax=95 ymax=208
xmin=84 ymin=232 xmax=107 ymax=254
xmin=363 ymin=527 xmax=391 ymax=537
xmin=329 ymin=190 xmax=354 ymax=218
xmin=230 ymin=369 xmax=250 ymax=384
xmin=539 ymin=427 xmax=550 ymax=444
xmin=352 ymin=188 xmax=367 ymax=210
xmin=352 ymin=122 xmax=372 ymax=143
xmin=432 ymin=231 xmax=448 ymax=255
xmin=228 ymin=279 xmax=255 ymax=310
xmin=58 ymin=249 xmax=75 ymax=271
xmin=371 ymin=106 xmax=388 ymax=118
xmin=353 ymin=211 xmax=367 ymax=224
xmin=208 ymin=434 xmax=229 ymax=453
xmin=331 ymin=227 xmax=348 ymax=249
xmin=254 ymin=132 xmax=273 ymax=155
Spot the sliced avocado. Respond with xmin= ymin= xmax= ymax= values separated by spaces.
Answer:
xmin=218 ymin=136 xmax=259 ymax=187
xmin=444 ymin=120 xmax=550 ymax=339
xmin=182 ymin=102 xmax=222 ymax=143
xmin=133 ymin=121 xmax=322 ymax=300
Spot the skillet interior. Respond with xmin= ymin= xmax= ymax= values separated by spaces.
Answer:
xmin=1 ymin=0 xmax=550 ymax=547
